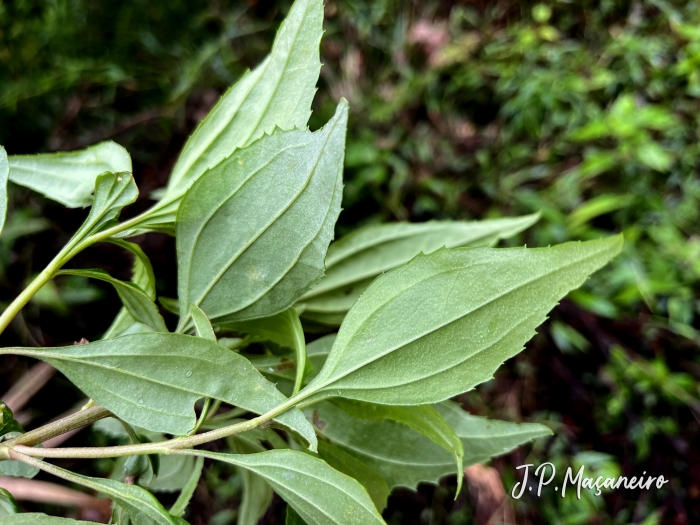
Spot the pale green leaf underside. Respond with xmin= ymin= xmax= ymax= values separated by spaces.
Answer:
xmin=177 ymin=101 xmax=347 ymax=327
xmin=229 ymin=433 xmax=274 ymax=525
xmin=298 ymin=215 xmax=539 ymax=326
xmin=7 ymin=141 xmax=131 ymax=208
xmin=192 ymin=450 xmax=385 ymax=525
xmin=305 ymin=236 xmax=623 ymax=405
xmin=154 ymin=0 xmax=323 ymax=220
xmin=0 ymin=147 xmax=8 ymax=236
xmin=58 ymin=269 xmax=167 ymax=333
xmin=317 ymin=440 xmax=390 ymax=511
xmin=331 ymin=399 xmax=463 ymax=493
xmin=51 ymin=463 xmax=178 ymax=525
xmin=309 ymin=401 xmax=551 ymax=490
xmin=0 ymin=515 xmax=97 ymax=524
xmin=72 ymin=172 xmax=138 ymax=243
xmin=4 ymin=334 xmax=316 ymax=448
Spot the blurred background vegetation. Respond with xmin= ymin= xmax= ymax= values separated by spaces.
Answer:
xmin=1 ymin=0 xmax=700 ymax=523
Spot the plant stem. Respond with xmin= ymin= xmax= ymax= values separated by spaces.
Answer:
xmin=0 ymin=211 xmax=146 ymax=338
xmin=3 ymin=393 xmax=307 ymax=460
xmin=1 ymin=405 xmax=112 ymax=450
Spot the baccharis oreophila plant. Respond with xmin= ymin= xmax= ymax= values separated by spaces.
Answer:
xmin=0 ymin=1 xmax=622 ymax=523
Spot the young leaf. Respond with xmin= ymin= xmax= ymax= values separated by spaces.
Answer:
xmin=219 ymin=307 xmax=307 ymax=394
xmin=0 ymin=515 xmax=97 ymax=524
xmin=152 ymin=0 xmax=324 ymax=224
xmin=188 ymin=450 xmax=386 ymax=525
xmin=435 ymin=401 xmax=553 ymax=465
xmin=176 ymin=101 xmax=348 ymax=328
xmin=71 ymin=172 xmax=138 ymax=243
xmin=317 ymin=441 xmax=390 ymax=511
xmin=169 ymin=456 xmax=204 ymax=518
xmin=7 ymin=141 xmax=132 ymax=208
xmin=4 ymin=333 xmax=316 ymax=448
xmin=309 ymin=401 xmax=550 ymax=490
xmin=331 ymin=399 xmax=464 ymax=493
xmin=0 ymin=147 xmax=8 ymax=236
xmin=299 ymin=215 xmax=540 ymax=326
xmin=190 ymin=304 xmax=216 ymax=341
xmin=58 ymin=269 xmax=167 ymax=333
xmin=303 ymin=236 xmax=623 ymax=405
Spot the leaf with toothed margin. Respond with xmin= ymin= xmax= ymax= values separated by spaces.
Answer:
xmin=298 ymin=214 xmax=540 ymax=327
xmin=140 ymin=0 xmax=325 ymax=230
xmin=308 ymin=400 xmax=551 ymax=491
xmin=301 ymin=236 xmax=623 ymax=406
xmin=2 ymin=333 xmax=317 ymax=449
xmin=176 ymin=101 xmax=347 ymax=329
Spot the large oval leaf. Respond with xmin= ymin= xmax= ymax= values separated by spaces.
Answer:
xmin=303 ymin=236 xmax=623 ymax=404
xmin=144 ymin=0 xmax=324 ymax=228
xmin=7 ymin=141 xmax=131 ymax=208
xmin=299 ymin=215 xmax=539 ymax=326
xmin=188 ymin=449 xmax=385 ymax=525
xmin=176 ymin=101 xmax=347 ymax=328
xmin=3 ymin=334 xmax=316 ymax=449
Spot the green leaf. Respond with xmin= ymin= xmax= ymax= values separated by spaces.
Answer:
xmin=5 ymin=333 xmax=316 ymax=448
xmin=58 ymin=269 xmax=167 ymax=333
xmin=159 ymin=297 xmax=179 ymax=315
xmin=169 ymin=456 xmax=204 ymax=517
xmin=71 ymin=172 xmax=138 ymax=242
xmin=102 ymin=239 xmax=158 ymax=339
xmin=309 ymin=401 xmax=550 ymax=490
xmin=298 ymin=215 xmax=539 ymax=326
xmin=176 ymin=101 xmax=348 ymax=328
xmin=229 ymin=434 xmax=274 ymax=525
xmin=0 ymin=432 xmax=39 ymax=478
xmin=0 ymin=403 xmax=23 ymax=437
xmin=191 ymin=450 xmax=386 ymax=525
xmin=303 ymin=236 xmax=623 ymax=405
xmin=330 ymin=399 xmax=464 ymax=493
xmin=317 ymin=441 xmax=389 ymax=511
xmin=252 ymin=334 xmax=334 ymax=397
xmin=219 ymin=307 xmax=307 ymax=394
xmin=0 ymin=147 xmax=8 ymax=236
xmin=152 ymin=0 xmax=324 ymax=225
xmin=286 ymin=505 xmax=308 ymax=525
xmin=0 ymin=488 xmax=19 ymax=516
xmin=434 ymin=401 xmax=552 ymax=465
xmin=39 ymin=461 xmax=179 ymax=525
xmin=7 ymin=141 xmax=132 ymax=208
xmin=190 ymin=304 xmax=216 ymax=341
xmin=0 ymin=515 xmax=97 ymax=524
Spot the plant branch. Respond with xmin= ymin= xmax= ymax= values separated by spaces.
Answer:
xmin=1 ymin=404 xmax=112 ymax=450
xmin=3 ymin=393 xmax=307 ymax=460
